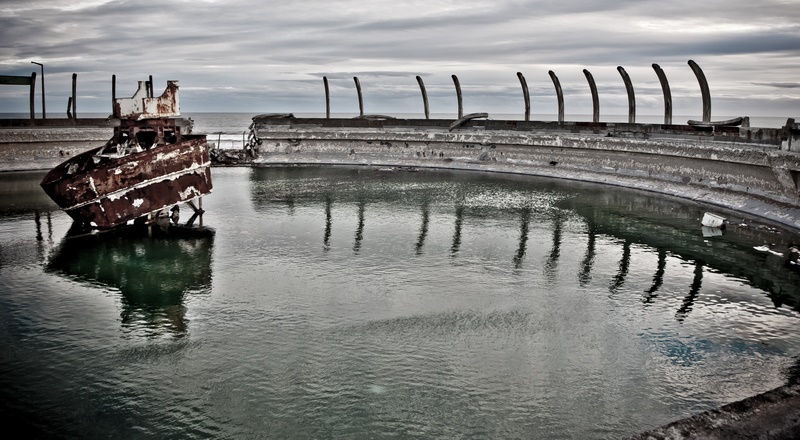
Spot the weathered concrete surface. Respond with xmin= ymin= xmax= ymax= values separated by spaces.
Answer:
xmin=0 ymin=127 xmax=112 ymax=172
xmin=627 ymin=384 xmax=800 ymax=440
xmin=245 ymin=121 xmax=800 ymax=230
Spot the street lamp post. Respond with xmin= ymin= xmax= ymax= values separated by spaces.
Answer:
xmin=30 ymin=61 xmax=45 ymax=119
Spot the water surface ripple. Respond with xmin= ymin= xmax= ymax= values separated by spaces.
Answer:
xmin=1 ymin=167 xmax=800 ymax=439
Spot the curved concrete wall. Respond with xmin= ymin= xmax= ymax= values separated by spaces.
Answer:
xmin=246 ymin=117 xmax=800 ymax=230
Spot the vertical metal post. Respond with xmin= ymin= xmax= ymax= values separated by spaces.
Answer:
xmin=353 ymin=76 xmax=364 ymax=117
xmin=71 ymin=73 xmax=77 ymax=120
xmin=416 ymin=76 xmax=430 ymax=119
xmin=451 ymin=75 xmax=463 ymax=119
xmin=548 ymin=70 xmax=564 ymax=123
xmin=517 ymin=72 xmax=530 ymax=122
xmin=617 ymin=66 xmax=635 ymax=123
xmin=148 ymin=75 xmax=154 ymax=98
xmin=323 ymin=76 xmax=330 ymax=118
xmin=112 ymin=74 xmax=117 ymax=116
xmin=583 ymin=69 xmax=600 ymax=123
xmin=688 ymin=59 xmax=711 ymax=123
xmin=31 ymin=62 xmax=45 ymax=119
xmin=652 ymin=64 xmax=673 ymax=125
xmin=29 ymin=72 xmax=36 ymax=122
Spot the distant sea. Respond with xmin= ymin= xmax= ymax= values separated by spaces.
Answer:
xmin=1 ymin=112 xmax=795 ymax=150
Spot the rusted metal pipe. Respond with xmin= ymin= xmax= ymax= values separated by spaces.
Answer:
xmin=583 ymin=69 xmax=599 ymax=123
xmin=353 ymin=76 xmax=364 ymax=117
xmin=652 ymin=64 xmax=673 ymax=125
xmin=688 ymin=59 xmax=711 ymax=123
xmin=71 ymin=73 xmax=77 ymax=120
xmin=323 ymin=76 xmax=330 ymax=118
xmin=451 ymin=75 xmax=463 ymax=119
xmin=517 ymin=72 xmax=530 ymax=122
xmin=617 ymin=66 xmax=635 ymax=123
xmin=416 ymin=76 xmax=430 ymax=119
xmin=548 ymin=70 xmax=564 ymax=123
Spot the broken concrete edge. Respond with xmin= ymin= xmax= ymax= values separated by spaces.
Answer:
xmin=626 ymin=383 xmax=800 ymax=440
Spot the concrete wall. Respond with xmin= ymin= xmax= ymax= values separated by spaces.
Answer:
xmin=247 ymin=118 xmax=800 ymax=230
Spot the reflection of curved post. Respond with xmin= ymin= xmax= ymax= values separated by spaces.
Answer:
xmin=451 ymin=205 xmax=464 ymax=256
xmin=544 ymin=213 xmax=564 ymax=281
xmin=353 ymin=76 xmax=364 ymax=117
xmin=517 ymin=72 xmax=530 ymax=122
xmin=676 ymin=260 xmax=704 ymax=321
xmin=644 ymin=249 xmax=667 ymax=302
xmin=451 ymin=75 xmax=463 ymax=119
xmin=617 ymin=66 xmax=635 ymax=123
xmin=323 ymin=195 xmax=332 ymax=250
xmin=609 ymin=241 xmax=631 ymax=292
xmin=652 ymin=64 xmax=672 ymax=125
xmin=579 ymin=225 xmax=596 ymax=286
xmin=583 ymin=69 xmax=599 ymax=123
xmin=513 ymin=207 xmax=531 ymax=269
xmin=688 ymin=60 xmax=711 ymax=122
xmin=323 ymin=76 xmax=331 ymax=119
xmin=548 ymin=70 xmax=564 ymax=123
xmin=353 ymin=199 xmax=365 ymax=253
xmin=416 ymin=76 xmax=430 ymax=119
xmin=415 ymin=200 xmax=430 ymax=255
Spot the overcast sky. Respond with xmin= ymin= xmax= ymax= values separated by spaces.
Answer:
xmin=1 ymin=0 xmax=799 ymax=119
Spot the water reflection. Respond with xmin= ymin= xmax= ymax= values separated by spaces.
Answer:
xmin=513 ymin=207 xmax=531 ymax=269
xmin=46 ymin=224 xmax=214 ymax=337
xmin=644 ymin=249 xmax=667 ymax=303
xmin=416 ymin=199 xmax=430 ymax=255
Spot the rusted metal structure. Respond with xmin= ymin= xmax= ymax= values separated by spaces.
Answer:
xmin=0 ymin=72 xmax=37 ymax=120
xmin=40 ymin=80 xmax=213 ymax=229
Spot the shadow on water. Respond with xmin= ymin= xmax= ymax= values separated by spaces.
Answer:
xmin=46 ymin=223 xmax=215 ymax=337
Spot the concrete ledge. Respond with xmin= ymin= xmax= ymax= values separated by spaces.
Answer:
xmin=628 ymin=384 xmax=800 ymax=440
xmin=244 ymin=121 xmax=800 ymax=231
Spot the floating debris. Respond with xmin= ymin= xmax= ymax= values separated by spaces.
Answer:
xmin=701 ymin=212 xmax=726 ymax=228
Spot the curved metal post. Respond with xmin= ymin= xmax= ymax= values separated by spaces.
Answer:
xmin=323 ymin=76 xmax=330 ymax=118
xmin=688 ymin=59 xmax=711 ymax=122
xmin=548 ymin=70 xmax=564 ymax=123
xmin=583 ymin=69 xmax=600 ymax=123
xmin=617 ymin=66 xmax=635 ymax=123
xmin=29 ymin=72 xmax=36 ymax=122
xmin=451 ymin=74 xmax=463 ymax=119
xmin=416 ymin=76 xmax=430 ymax=119
xmin=652 ymin=64 xmax=673 ymax=125
xmin=517 ymin=72 xmax=530 ymax=121
xmin=353 ymin=76 xmax=364 ymax=117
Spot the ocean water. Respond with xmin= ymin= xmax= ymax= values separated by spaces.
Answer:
xmin=1 ymin=163 xmax=800 ymax=439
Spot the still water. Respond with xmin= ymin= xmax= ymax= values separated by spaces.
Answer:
xmin=2 ymin=166 xmax=800 ymax=439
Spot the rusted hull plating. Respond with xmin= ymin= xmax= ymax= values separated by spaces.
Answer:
xmin=41 ymin=135 xmax=212 ymax=229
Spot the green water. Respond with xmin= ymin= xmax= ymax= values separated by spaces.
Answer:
xmin=2 ymin=166 xmax=800 ymax=439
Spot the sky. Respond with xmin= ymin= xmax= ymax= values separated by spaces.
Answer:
xmin=1 ymin=0 xmax=799 ymax=119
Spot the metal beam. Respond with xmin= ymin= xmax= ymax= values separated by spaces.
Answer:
xmin=688 ymin=59 xmax=711 ymax=123
xmin=583 ymin=69 xmax=599 ymax=123
xmin=548 ymin=70 xmax=564 ymax=123
xmin=451 ymin=75 xmax=463 ymax=119
xmin=652 ymin=64 xmax=673 ymax=125
xmin=416 ymin=76 xmax=430 ymax=119
xmin=517 ymin=72 xmax=530 ymax=122
xmin=353 ymin=76 xmax=364 ymax=117
xmin=617 ymin=66 xmax=636 ymax=123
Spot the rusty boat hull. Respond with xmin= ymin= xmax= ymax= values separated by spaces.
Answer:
xmin=40 ymin=134 xmax=212 ymax=229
